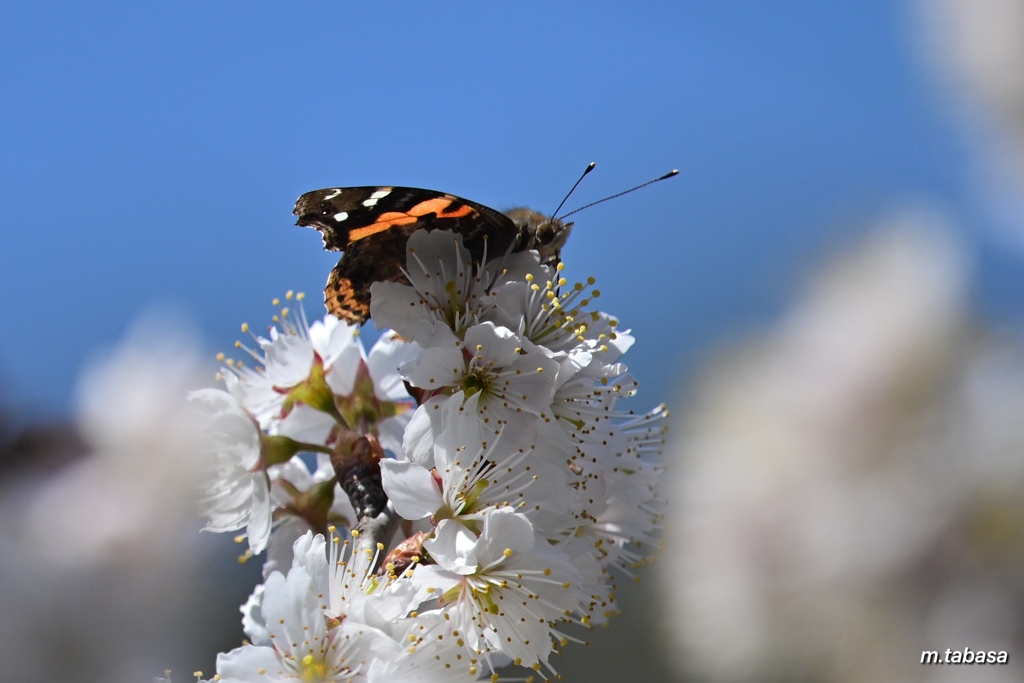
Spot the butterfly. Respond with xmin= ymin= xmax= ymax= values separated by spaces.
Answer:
xmin=293 ymin=186 xmax=572 ymax=325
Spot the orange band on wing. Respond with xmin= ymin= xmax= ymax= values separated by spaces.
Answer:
xmin=409 ymin=197 xmax=475 ymax=219
xmin=441 ymin=203 xmax=474 ymax=218
xmin=348 ymin=213 xmax=419 ymax=241
xmin=347 ymin=198 xmax=476 ymax=242
xmin=407 ymin=197 xmax=450 ymax=217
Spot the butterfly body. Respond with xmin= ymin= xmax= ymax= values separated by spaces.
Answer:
xmin=293 ymin=186 xmax=571 ymax=325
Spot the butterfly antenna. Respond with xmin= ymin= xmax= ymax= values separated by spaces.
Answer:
xmin=558 ymin=169 xmax=679 ymax=220
xmin=549 ymin=162 xmax=597 ymax=219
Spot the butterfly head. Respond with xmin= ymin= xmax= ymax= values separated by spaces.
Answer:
xmin=503 ymin=208 xmax=573 ymax=261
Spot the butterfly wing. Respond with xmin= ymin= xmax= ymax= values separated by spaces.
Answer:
xmin=293 ymin=186 xmax=519 ymax=252
xmin=293 ymin=186 xmax=522 ymax=324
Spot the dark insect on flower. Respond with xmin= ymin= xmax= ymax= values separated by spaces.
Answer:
xmin=293 ymin=186 xmax=571 ymax=326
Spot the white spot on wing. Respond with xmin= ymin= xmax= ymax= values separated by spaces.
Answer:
xmin=333 ymin=211 xmax=349 ymax=222
xmin=323 ymin=189 xmax=342 ymax=200
xmin=361 ymin=189 xmax=391 ymax=208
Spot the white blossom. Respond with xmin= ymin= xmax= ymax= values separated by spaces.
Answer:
xmin=190 ymin=388 xmax=273 ymax=554
xmin=382 ymin=393 xmax=571 ymax=536
xmin=221 ymin=293 xmax=363 ymax=433
xmin=370 ymin=230 xmax=495 ymax=342
xmin=411 ymin=509 xmax=587 ymax=672
xmin=217 ymin=532 xmax=400 ymax=683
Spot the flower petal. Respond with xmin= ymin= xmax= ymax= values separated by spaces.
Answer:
xmin=367 ymin=331 xmax=421 ymax=401
xmin=380 ymin=459 xmax=443 ymax=520
xmin=424 ymin=519 xmax=479 ymax=574
xmin=245 ymin=473 xmax=272 ymax=554
xmin=403 ymin=345 xmax=464 ymax=391
xmin=403 ymin=395 xmax=447 ymax=467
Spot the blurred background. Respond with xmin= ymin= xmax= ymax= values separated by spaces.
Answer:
xmin=2 ymin=1 xmax=1023 ymax=681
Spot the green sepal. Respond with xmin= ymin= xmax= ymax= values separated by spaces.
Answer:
xmin=260 ymin=434 xmax=302 ymax=466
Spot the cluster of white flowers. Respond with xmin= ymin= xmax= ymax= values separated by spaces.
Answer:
xmin=186 ymin=229 xmax=667 ymax=682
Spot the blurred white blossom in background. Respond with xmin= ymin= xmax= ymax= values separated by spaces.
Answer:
xmin=661 ymin=211 xmax=1024 ymax=683
xmin=658 ymin=5 xmax=1024 ymax=680
xmin=921 ymin=0 xmax=1024 ymax=243
xmin=0 ymin=314 xmax=239 ymax=683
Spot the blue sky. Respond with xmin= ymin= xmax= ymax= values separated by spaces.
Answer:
xmin=2 ymin=0 xmax=1020 ymax=419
